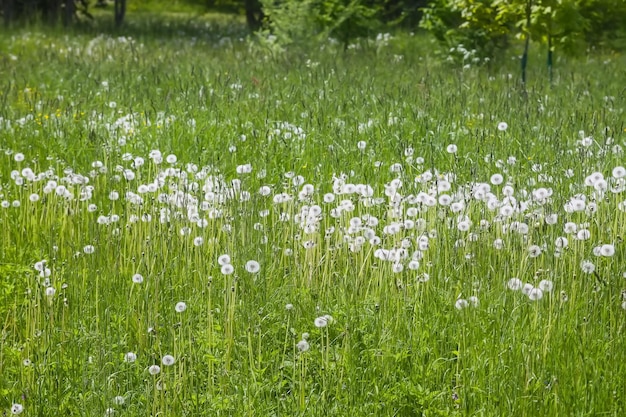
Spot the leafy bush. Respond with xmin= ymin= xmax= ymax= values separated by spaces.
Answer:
xmin=420 ymin=0 xmax=515 ymax=60
xmin=420 ymin=0 xmax=626 ymax=61
xmin=259 ymin=0 xmax=382 ymax=47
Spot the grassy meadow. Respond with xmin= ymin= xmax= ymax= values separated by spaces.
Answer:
xmin=1 ymin=17 xmax=626 ymax=416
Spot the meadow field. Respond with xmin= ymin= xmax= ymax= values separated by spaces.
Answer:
xmin=1 ymin=17 xmax=625 ymax=416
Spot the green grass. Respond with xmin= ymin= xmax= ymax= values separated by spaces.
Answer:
xmin=0 ymin=19 xmax=625 ymax=416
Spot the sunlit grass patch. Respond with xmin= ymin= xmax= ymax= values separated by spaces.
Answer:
xmin=0 ymin=24 xmax=625 ymax=416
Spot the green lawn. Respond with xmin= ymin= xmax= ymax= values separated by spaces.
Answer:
xmin=0 ymin=18 xmax=625 ymax=416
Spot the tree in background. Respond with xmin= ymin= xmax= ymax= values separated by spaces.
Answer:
xmin=113 ymin=0 xmax=125 ymax=26
xmin=257 ymin=0 xmax=387 ymax=48
xmin=420 ymin=0 xmax=626 ymax=63
xmin=1 ymin=0 xmax=90 ymax=26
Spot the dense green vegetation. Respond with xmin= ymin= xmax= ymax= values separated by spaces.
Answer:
xmin=1 ymin=6 xmax=625 ymax=417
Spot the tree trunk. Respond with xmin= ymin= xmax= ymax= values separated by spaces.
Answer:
xmin=547 ymin=34 xmax=553 ymax=85
xmin=2 ymin=0 xmax=15 ymax=26
xmin=62 ymin=0 xmax=74 ymax=26
xmin=521 ymin=0 xmax=532 ymax=85
xmin=114 ymin=0 xmax=126 ymax=27
xmin=244 ymin=0 xmax=263 ymax=31
xmin=45 ymin=0 xmax=61 ymax=25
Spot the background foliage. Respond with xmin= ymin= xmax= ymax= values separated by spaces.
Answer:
xmin=1 ymin=0 xmax=624 ymax=60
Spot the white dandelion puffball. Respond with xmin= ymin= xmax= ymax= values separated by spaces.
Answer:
xmin=148 ymin=365 xmax=161 ymax=375
xmin=612 ymin=166 xmax=626 ymax=178
xmin=581 ymin=260 xmax=596 ymax=274
xmin=490 ymin=173 xmax=504 ymax=185
xmin=522 ymin=283 xmax=534 ymax=295
xmin=83 ymin=245 xmax=95 ymax=254
xmin=507 ymin=278 xmax=523 ymax=291
xmin=528 ymin=245 xmax=542 ymax=258
xmin=528 ymin=288 xmax=543 ymax=301
xmin=124 ymin=352 xmax=137 ymax=363
xmin=14 ymin=153 xmax=25 ymax=162
xmin=296 ymin=339 xmax=310 ymax=352
xmin=600 ymin=244 xmax=615 ymax=257
xmin=539 ymin=280 xmax=554 ymax=292
xmin=221 ymin=264 xmax=234 ymax=275
xmin=314 ymin=316 xmax=328 ymax=328
xmin=446 ymin=144 xmax=458 ymax=154
xmin=455 ymin=299 xmax=469 ymax=310
xmin=175 ymin=302 xmax=187 ymax=313
xmin=218 ymin=254 xmax=231 ymax=266
xmin=555 ymin=237 xmax=568 ymax=248
xmin=113 ymin=396 xmax=125 ymax=406
xmin=245 ymin=260 xmax=260 ymax=273
xmin=11 ymin=403 xmax=24 ymax=415
xmin=162 ymin=355 xmax=175 ymax=366
xmin=132 ymin=274 xmax=144 ymax=284
xmin=497 ymin=122 xmax=508 ymax=131
xmin=468 ymin=296 xmax=479 ymax=307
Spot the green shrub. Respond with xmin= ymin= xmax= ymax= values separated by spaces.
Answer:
xmin=259 ymin=0 xmax=382 ymax=47
xmin=420 ymin=0 xmax=626 ymax=61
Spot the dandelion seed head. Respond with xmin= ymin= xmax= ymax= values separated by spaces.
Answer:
xmin=580 ymin=259 xmax=596 ymax=274
xmin=522 ymin=283 xmax=534 ymax=295
xmin=162 ymin=354 xmax=175 ymax=366
xmin=528 ymin=287 xmax=543 ymax=301
xmin=600 ymin=244 xmax=615 ymax=257
xmin=612 ymin=166 xmax=626 ymax=179
xmin=528 ymin=245 xmax=542 ymax=257
xmin=555 ymin=237 xmax=568 ymax=248
xmin=245 ymin=260 xmax=260 ymax=273
xmin=221 ymin=264 xmax=234 ymax=275
xmin=576 ymin=229 xmax=591 ymax=240
xmin=314 ymin=316 xmax=328 ymax=328
xmin=468 ymin=296 xmax=479 ymax=307
xmin=296 ymin=339 xmax=310 ymax=352
xmin=490 ymin=174 xmax=503 ymax=185
xmin=11 ymin=404 xmax=24 ymax=415
xmin=506 ymin=278 xmax=521 ymax=291
xmin=539 ymin=280 xmax=554 ymax=292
